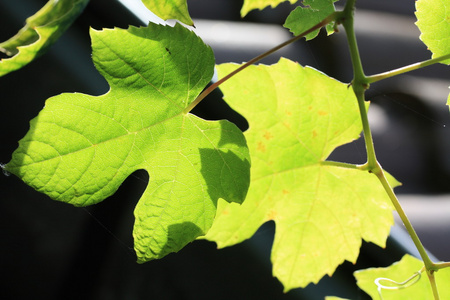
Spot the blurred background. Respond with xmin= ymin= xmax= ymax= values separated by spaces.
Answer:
xmin=1 ymin=0 xmax=449 ymax=299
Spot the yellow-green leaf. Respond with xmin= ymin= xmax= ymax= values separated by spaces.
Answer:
xmin=241 ymin=0 xmax=298 ymax=17
xmin=204 ymin=58 xmax=396 ymax=291
xmin=141 ymin=0 xmax=193 ymax=26
xmin=415 ymin=0 xmax=450 ymax=64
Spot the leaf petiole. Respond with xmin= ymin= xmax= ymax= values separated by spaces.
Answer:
xmin=433 ymin=261 xmax=450 ymax=270
xmin=184 ymin=12 xmax=339 ymax=114
xmin=366 ymin=53 xmax=450 ymax=84
xmin=321 ymin=160 xmax=360 ymax=169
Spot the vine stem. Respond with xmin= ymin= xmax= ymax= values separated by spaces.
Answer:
xmin=341 ymin=0 xmax=377 ymax=169
xmin=183 ymin=12 xmax=338 ymax=114
xmin=341 ymin=0 xmax=441 ymax=298
xmin=376 ymin=168 xmax=440 ymax=299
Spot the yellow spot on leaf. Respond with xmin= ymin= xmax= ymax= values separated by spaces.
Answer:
xmin=263 ymin=131 xmax=273 ymax=140
xmin=267 ymin=210 xmax=277 ymax=220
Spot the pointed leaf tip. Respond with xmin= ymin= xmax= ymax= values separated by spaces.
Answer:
xmin=141 ymin=0 xmax=194 ymax=26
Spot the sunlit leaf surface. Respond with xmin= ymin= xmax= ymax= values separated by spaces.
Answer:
xmin=205 ymin=58 xmax=396 ymax=291
xmin=141 ymin=0 xmax=193 ymax=26
xmin=415 ymin=0 xmax=450 ymax=64
xmin=5 ymin=23 xmax=250 ymax=262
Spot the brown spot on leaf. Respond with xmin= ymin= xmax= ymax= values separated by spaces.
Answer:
xmin=282 ymin=189 xmax=289 ymax=195
xmin=312 ymin=130 xmax=318 ymax=138
xmin=318 ymin=110 xmax=328 ymax=116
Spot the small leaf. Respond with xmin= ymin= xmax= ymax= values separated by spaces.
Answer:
xmin=5 ymin=23 xmax=250 ymax=262
xmin=355 ymin=254 xmax=450 ymax=299
xmin=0 ymin=0 xmax=89 ymax=76
xmin=141 ymin=0 xmax=193 ymax=26
xmin=204 ymin=59 xmax=396 ymax=291
xmin=415 ymin=0 xmax=450 ymax=64
xmin=241 ymin=0 xmax=298 ymax=17
xmin=284 ymin=0 xmax=337 ymax=40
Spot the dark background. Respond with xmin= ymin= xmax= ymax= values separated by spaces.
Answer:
xmin=1 ymin=0 xmax=449 ymax=299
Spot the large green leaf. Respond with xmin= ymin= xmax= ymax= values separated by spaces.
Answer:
xmin=415 ymin=0 xmax=450 ymax=64
xmin=241 ymin=0 xmax=298 ymax=17
xmin=355 ymin=254 xmax=450 ymax=299
xmin=141 ymin=0 xmax=193 ymax=26
xmin=0 ymin=0 xmax=89 ymax=77
xmin=284 ymin=0 xmax=337 ymax=40
xmin=4 ymin=23 xmax=250 ymax=262
xmin=204 ymin=58 xmax=396 ymax=291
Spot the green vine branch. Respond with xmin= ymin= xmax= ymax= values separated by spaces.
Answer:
xmin=366 ymin=53 xmax=450 ymax=84
xmin=340 ymin=0 xmax=450 ymax=298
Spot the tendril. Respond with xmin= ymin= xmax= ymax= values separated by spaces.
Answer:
xmin=374 ymin=267 xmax=424 ymax=299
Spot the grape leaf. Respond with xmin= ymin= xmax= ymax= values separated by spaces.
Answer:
xmin=4 ymin=23 xmax=250 ymax=262
xmin=241 ymin=0 xmax=298 ymax=17
xmin=0 ymin=0 xmax=89 ymax=77
xmin=355 ymin=254 xmax=450 ymax=299
xmin=284 ymin=0 xmax=337 ymax=40
xmin=415 ymin=0 xmax=450 ymax=64
xmin=141 ymin=0 xmax=193 ymax=26
xmin=204 ymin=58 xmax=396 ymax=291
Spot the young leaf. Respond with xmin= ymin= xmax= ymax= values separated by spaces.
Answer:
xmin=355 ymin=254 xmax=450 ymax=299
xmin=415 ymin=0 xmax=450 ymax=65
xmin=4 ymin=23 xmax=250 ymax=262
xmin=241 ymin=0 xmax=298 ymax=17
xmin=204 ymin=59 xmax=396 ymax=291
xmin=141 ymin=0 xmax=193 ymax=26
xmin=284 ymin=0 xmax=337 ymax=40
xmin=0 ymin=0 xmax=89 ymax=77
